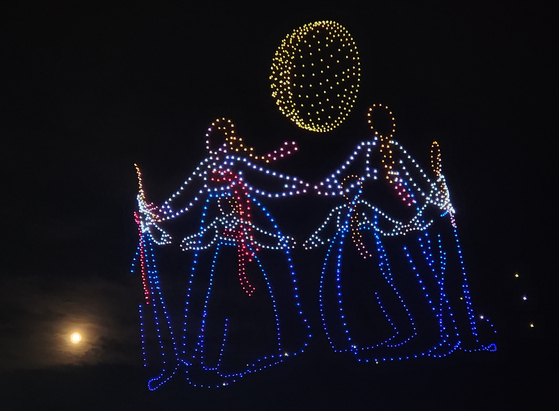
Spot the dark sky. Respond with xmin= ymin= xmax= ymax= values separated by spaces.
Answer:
xmin=1 ymin=1 xmax=554 ymax=410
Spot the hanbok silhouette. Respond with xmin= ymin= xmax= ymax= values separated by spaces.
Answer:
xmin=157 ymin=119 xmax=311 ymax=387
xmin=132 ymin=165 xmax=181 ymax=390
xmin=304 ymin=175 xmax=418 ymax=355
xmin=307 ymin=105 xmax=496 ymax=362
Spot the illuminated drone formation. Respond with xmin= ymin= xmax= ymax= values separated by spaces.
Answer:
xmin=133 ymin=118 xmax=311 ymax=389
xmin=132 ymin=20 xmax=496 ymax=391
xmin=270 ymin=20 xmax=360 ymax=132
xmin=306 ymin=113 xmax=496 ymax=361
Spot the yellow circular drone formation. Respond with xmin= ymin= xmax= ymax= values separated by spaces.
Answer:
xmin=270 ymin=20 xmax=361 ymax=133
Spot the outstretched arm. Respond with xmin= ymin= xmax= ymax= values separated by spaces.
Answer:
xmin=158 ymin=156 xmax=215 ymax=221
xmin=358 ymin=198 xmax=433 ymax=237
xmin=180 ymin=218 xmax=221 ymax=252
xmin=234 ymin=160 xmax=311 ymax=199
xmin=313 ymin=140 xmax=379 ymax=196
xmin=247 ymin=222 xmax=297 ymax=250
xmin=302 ymin=205 xmax=345 ymax=249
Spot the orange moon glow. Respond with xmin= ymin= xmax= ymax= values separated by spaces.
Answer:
xmin=70 ymin=332 xmax=82 ymax=344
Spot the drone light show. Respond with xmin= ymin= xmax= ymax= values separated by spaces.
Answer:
xmin=131 ymin=20 xmax=496 ymax=391
xmin=270 ymin=20 xmax=361 ymax=132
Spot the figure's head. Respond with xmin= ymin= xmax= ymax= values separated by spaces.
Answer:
xmin=341 ymin=174 xmax=363 ymax=201
xmin=218 ymin=195 xmax=243 ymax=217
xmin=366 ymin=104 xmax=396 ymax=140
xmin=205 ymin=118 xmax=235 ymax=155
xmin=218 ymin=196 xmax=233 ymax=215
xmin=430 ymin=141 xmax=442 ymax=177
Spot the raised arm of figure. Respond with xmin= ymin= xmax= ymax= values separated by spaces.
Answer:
xmin=247 ymin=221 xmax=297 ymax=250
xmin=158 ymin=156 xmax=215 ymax=221
xmin=180 ymin=218 xmax=221 ymax=252
xmin=313 ymin=140 xmax=379 ymax=197
xmin=358 ymin=197 xmax=433 ymax=237
xmin=302 ymin=204 xmax=346 ymax=249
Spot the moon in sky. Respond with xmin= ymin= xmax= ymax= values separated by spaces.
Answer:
xmin=270 ymin=20 xmax=361 ymax=133
xmin=70 ymin=332 xmax=82 ymax=344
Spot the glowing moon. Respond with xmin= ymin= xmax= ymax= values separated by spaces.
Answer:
xmin=70 ymin=332 xmax=82 ymax=344
xmin=270 ymin=20 xmax=361 ymax=133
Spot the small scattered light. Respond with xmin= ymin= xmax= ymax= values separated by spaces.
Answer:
xmin=522 ymin=295 xmax=527 ymax=301
xmin=479 ymin=315 xmax=484 ymax=320
xmin=529 ymin=323 xmax=535 ymax=328
xmin=514 ymin=273 xmax=519 ymax=278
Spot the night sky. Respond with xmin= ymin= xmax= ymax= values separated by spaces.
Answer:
xmin=1 ymin=1 xmax=554 ymax=410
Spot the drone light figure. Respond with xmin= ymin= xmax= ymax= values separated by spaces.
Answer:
xmin=304 ymin=174 xmax=420 ymax=354
xmin=135 ymin=118 xmax=311 ymax=389
xmin=132 ymin=165 xmax=181 ymax=386
xmin=307 ymin=105 xmax=496 ymax=362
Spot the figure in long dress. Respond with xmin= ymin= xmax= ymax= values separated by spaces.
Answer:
xmin=151 ymin=118 xmax=311 ymax=387
xmin=304 ymin=174 xmax=419 ymax=354
xmin=308 ymin=105 xmax=496 ymax=361
xmin=181 ymin=192 xmax=301 ymax=386
xmin=132 ymin=165 xmax=181 ymax=390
